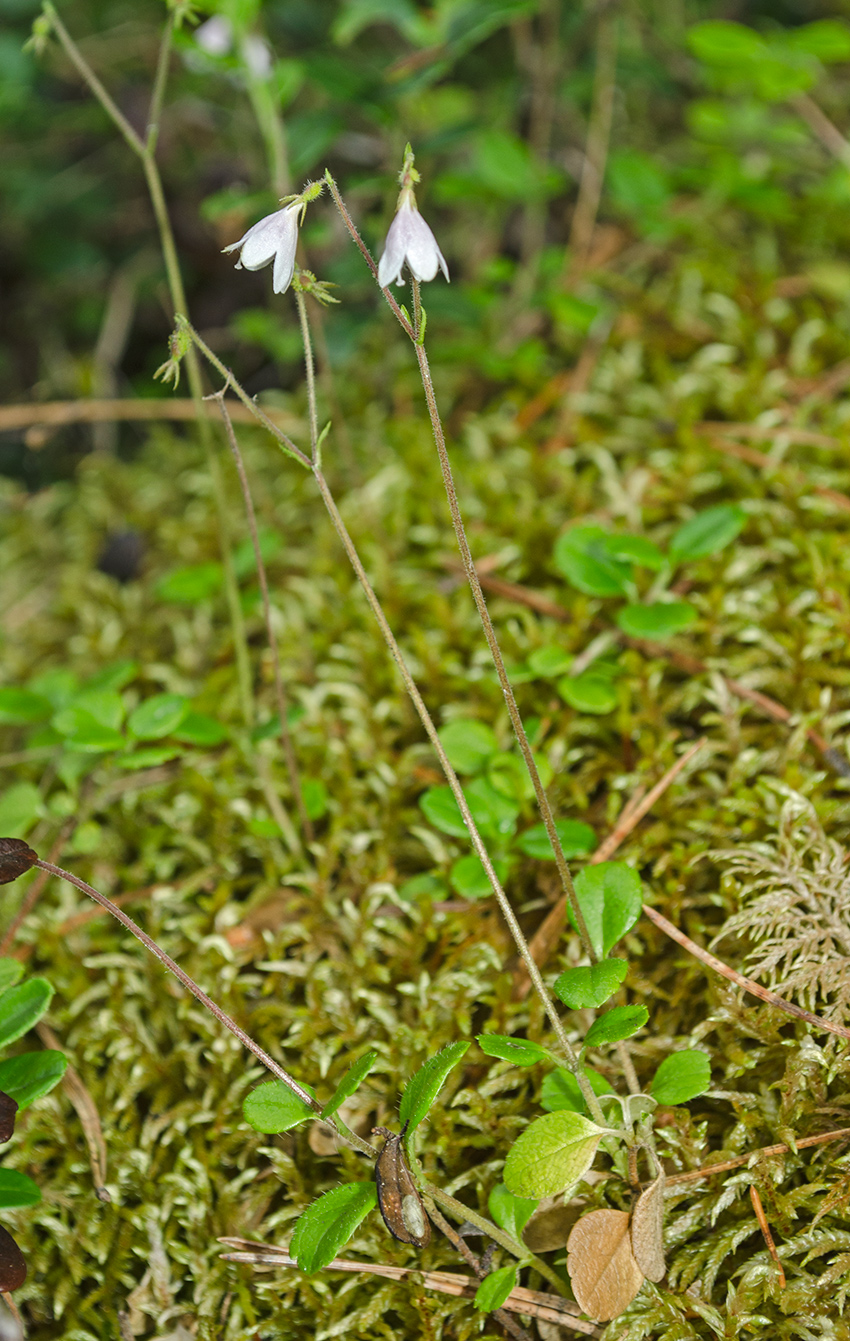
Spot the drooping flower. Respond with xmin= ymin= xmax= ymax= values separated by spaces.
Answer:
xmin=377 ymin=146 xmax=449 ymax=289
xmin=223 ymin=202 xmax=301 ymax=295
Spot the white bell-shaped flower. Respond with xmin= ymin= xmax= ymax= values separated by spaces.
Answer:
xmin=223 ymin=203 xmax=301 ymax=295
xmin=377 ymin=196 xmax=449 ymax=288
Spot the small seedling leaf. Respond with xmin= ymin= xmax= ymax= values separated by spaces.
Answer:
xmin=242 ymin=1080 xmax=315 ymax=1133
xmin=172 ymin=712 xmax=228 ymax=746
xmin=474 ymin=1264 xmax=518 ymax=1312
xmin=650 ymin=1049 xmax=711 ymax=1105
xmin=516 ymin=820 xmax=596 ymax=861
xmin=567 ymin=1209 xmax=644 ymax=1321
xmin=0 ymin=1051 xmax=66 ymax=1110
xmin=0 ymin=689 xmax=51 ymax=725
xmin=553 ymin=527 xmax=632 ymax=596
xmin=603 ymin=535 xmax=666 ymax=571
xmin=128 ymin=694 xmax=190 ymax=741
xmin=477 ymin=1034 xmax=550 ymax=1067
xmin=488 ymin=1183 xmax=539 ymax=1241
xmin=631 ymin=1173 xmax=666 ymax=1282
xmin=503 ymin=1111 xmax=606 ymax=1198
xmin=569 ymin=862 xmax=643 ymax=959
xmin=0 ymin=784 xmax=42 ymax=838
xmin=668 ymin=504 xmax=745 ymax=563
xmin=554 ymin=959 xmax=628 ymax=1009
xmin=156 ymin=562 xmax=223 ymax=604
xmin=320 ymin=1051 xmax=378 ymax=1120
xmin=0 ymin=979 xmax=53 ymax=1049
xmin=584 ymin=1004 xmax=649 ymax=1047
xmin=450 ymin=854 xmax=508 ymax=900
xmin=438 ymin=719 xmax=497 ymax=774
xmin=540 ymin=1066 xmax=615 ymax=1114
xmin=558 ymin=673 xmax=618 ymax=715
xmin=0 ymin=1169 xmax=41 ymax=1209
xmin=290 ymin=1182 xmax=378 ymax=1274
xmin=420 ymin=786 xmax=467 ymax=838
xmin=615 ymin=601 xmax=697 ymax=641
xmin=399 ymin=1041 xmax=470 ymax=1132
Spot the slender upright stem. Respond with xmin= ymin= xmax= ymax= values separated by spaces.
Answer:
xmin=211 ymin=391 xmax=314 ymax=843
xmin=185 ymin=328 xmax=606 ymax=1122
xmin=295 ymin=293 xmax=319 ymax=460
xmin=42 ymin=4 xmax=254 ymax=729
xmin=243 ymin=61 xmax=290 ymax=198
xmin=410 ymin=279 xmax=596 ymax=965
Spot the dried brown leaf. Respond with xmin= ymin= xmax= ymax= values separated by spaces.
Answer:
xmin=567 ymin=1209 xmax=644 ymax=1321
xmin=631 ymin=1173 xmax=666 ymax=1282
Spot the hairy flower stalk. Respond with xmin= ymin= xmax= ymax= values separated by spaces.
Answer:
xmin=377 ymin=145 xmax=449 ymax=288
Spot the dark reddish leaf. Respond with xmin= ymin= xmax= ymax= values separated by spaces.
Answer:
xmin=0 ymin=841 xmax=37 ymax=886
xmin=0 ymin=1093 xmax=17 ymax=1145
xmin=0 ymin=1225 xmax=26 ymax=1291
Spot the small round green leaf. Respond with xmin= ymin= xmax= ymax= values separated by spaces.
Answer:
xmin=0 ymin=690 xmax=52 ymax=726
xmin=302 ymin=778 xmax=329 ymax=821
xmin=603 ymin=535 xmax=665 ymax=571
xmin=554 ymin=959 xmax=628 ymax=1009
xmin=668 ymin=504 xmax=746 ymax=563
xmin=558 ymin=673 xmax=618 ymax=715
xmin=116 ymin=747 xmax=181 ymax=770
xmin=420 ymin=786 xmax=467 ymax=838
xmin=53 ymin=708 xmax=125 ymax=752
xmin=516 ymin=820 xmax=596 ymax=861
xmin=488 ymin=1183 xmax=539 ymax=1241
xmin=128 ymin=694 xmax=189 ymax=740
xmin=290 ymin=1182 xmax=379 ymax=1274
xmin=172 ymin=713 xmax=228 ymax=746
xmin=569 ymin=862 xmax=643 ymax=959
xmin=0 ymin=1169 xmax=41 ymax=1209
xmin=242 ymin=1080 xmax=315 ymax=1133
xmin=616 ymin=601 xmax=697 ymax=640
xmin=553 ymin=527 xmax=632 ymax=596
xmin=474 ymin=1264 xmax=518 ymax=1312
xmin=528 ymin=645 xmax=573 ymax=677
xmin=0 ymin=979 xmax=53 ymax=1049
xmin=477 ymin=1034 xmax=550 ymax=1067
xmin=156 ymin=562 xmax=223 ymax=604
xmin=0 ymin=1051 xmax=66 ymax=1109
xmin=504 ymin=1111 xmax=606 ymax=1198
xmin=450 ymin=854 xmax=507 ymax=900
xmin=399 ymin=1042 xmax=470 ymax=1133
xmin=438 ymin=719 xmax=497 ymax=774
xmin=584 ymin=1004 xmax=649 ymax=1047
xmin=650 ymin=1049 xmax=711 ymax=1105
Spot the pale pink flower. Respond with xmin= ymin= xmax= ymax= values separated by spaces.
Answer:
xmin=223 ymin=203 xmax=300 ymax=295
xmin=377 ymin=196 xmax=449 ymax=288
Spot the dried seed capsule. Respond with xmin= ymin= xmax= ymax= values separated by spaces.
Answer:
xmin=0 ymin=1092 xmax=17 ymax=1145
xmin=0 ymin=839 xmax=37 ymax=886
xmin=372 ymin=1126 xmax=431 ymax=1248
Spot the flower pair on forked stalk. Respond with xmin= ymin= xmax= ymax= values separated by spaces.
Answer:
xmin=223 ymin=145 xmax=448 ymax=295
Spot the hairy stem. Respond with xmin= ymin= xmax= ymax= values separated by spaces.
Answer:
xmin=409 ymin=278 xmax=597 ymax=966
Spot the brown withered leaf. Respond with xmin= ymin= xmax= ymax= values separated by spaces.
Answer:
xmin=0 ymin=839 xmax=37 ymax=886
xmin=631 ymin=1173 xmax=666 ymax=1282
xmin=0 ymin=1225 xmax=26 ymax=1292
xmin=0 ymin=1092 xmax=18 ymax=1145
xmin=567 ymin=1209 xmax=644 ymax=1321
xmin=522 ymin=1195 xmax=583 ymax=1253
